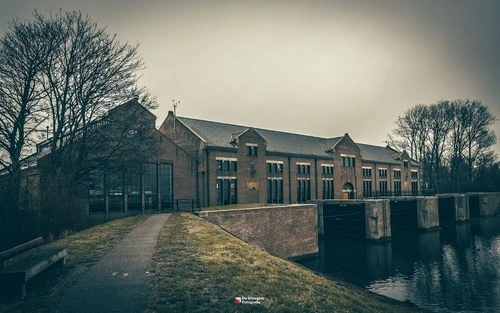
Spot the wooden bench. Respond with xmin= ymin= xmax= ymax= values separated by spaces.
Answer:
xmin=0 ymin=237 xmax=67 ymax=301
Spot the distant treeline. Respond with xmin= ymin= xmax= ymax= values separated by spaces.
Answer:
xmin=388 ymin=99 xmax=499 ymax=193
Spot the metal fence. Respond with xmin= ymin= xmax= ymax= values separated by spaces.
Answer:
xmin=127 ymin=199 xmax=201 ymax=216
xmin=361 ymin=189 xmax=436 ymax=199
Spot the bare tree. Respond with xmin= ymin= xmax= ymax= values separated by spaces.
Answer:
xmin=0 ymin=17 xmax=53 ymax=236
xmin=388 ymin=104 xmax=430 ymax=189
xmin=425 ymin=101 xmax=453 ymax=192
xmin=0 ymin=10 xmax=158 ymax=238
xmin=31 ymin=11 xmax=158 ymax=235
xmin=390 ymin=99 xmax=497 ymax=193
xmin=462 ymin=100 xmax=497 ymax=185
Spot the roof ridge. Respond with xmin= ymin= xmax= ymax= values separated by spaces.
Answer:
xmin=178 ymin=116 xmax=331 ymax=140
xmin=356 ymin=142 xmax=392 ymax=149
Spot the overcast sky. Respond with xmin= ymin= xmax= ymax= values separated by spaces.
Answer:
xmin=1 ymin=0 xmax=499 ymax=155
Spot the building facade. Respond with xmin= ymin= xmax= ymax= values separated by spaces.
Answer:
xmin=2 ymin=100 xmax=421 ymax=219
xmin=159 ymin=110 xmax=421 ymax=208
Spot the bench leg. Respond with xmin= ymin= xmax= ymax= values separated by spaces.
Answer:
xmin=20 ymin=282 xmax=26 ymax=300
xmin=55 ymin=256 xmax=66 ymax=268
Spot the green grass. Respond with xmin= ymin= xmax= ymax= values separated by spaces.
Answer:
xmin=146 ymin=214 xmax=426 ymax=313
xmin=0 ymin=215 xmax=148 ymax=313
xmin=202 ymin=203 xmax=280 ymax=211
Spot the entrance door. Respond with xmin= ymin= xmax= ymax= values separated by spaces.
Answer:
xmin=342 ymin=182 xmax=354 ymax=199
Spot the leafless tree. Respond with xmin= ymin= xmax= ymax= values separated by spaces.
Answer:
xmin=32 ymin=11 xmax=158 ymax=235
xmin=0 ymin=10 xmax=158 ymax=238
xmin=425 ymin=101 xmax=453 ymax=192
xmin=462 ymin=100 xmax=497 ymax=184
xmin=0 ymin=17 xmax=53 ymax=235
xmin=390 ymin=99 xmax=497 ymax=193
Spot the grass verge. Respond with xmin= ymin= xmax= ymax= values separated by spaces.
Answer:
xmin=146 ymin=213 xmax=425 ymax=313
xmin=0 ymin=215 xmax=148 ymax=313
xmin=201 ymin=203 xmax=279 ymax=211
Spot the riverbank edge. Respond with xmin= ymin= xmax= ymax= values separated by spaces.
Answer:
xmin=146 ymin=213 xmax=428 ymax=313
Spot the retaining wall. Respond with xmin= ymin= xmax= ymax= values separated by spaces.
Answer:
xmin=196 ymin=204 xmax=318 ymax=260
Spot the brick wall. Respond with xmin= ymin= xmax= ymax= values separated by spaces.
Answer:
xmin=196 ymin=204 xmax=318 ymax=259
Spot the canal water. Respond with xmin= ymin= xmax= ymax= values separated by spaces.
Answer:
xmin=299 ymin=217 xmax=500 ymax=312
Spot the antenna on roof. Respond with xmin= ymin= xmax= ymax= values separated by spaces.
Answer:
xmin=172 ymin=100 xmax=180 ymax=131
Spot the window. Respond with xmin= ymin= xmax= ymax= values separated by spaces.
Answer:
xmin=394 ymin=169 xmax=401 ymax=178
xmin=297 ymin=163 xmax=310 ymax=176
xmin=125 ymin=164 xmax=141 ymax=212
xmin=362 ymin=167 xmax=372 ymax=177
xmin=247 ymin=145 xmax=258 ymax=157
xmin=379 ymin=168 xmax=387 ymax=177
xmin=411 ymin=170 xmax=419 ymax=195
xmin=411 ymin=181 xmax=419 ymax=195
xmin=267 ymin=178 xmax=283 ymax=204
xmin=394 ymin=180 xmax=402 ymax=196
xmin=297 ymin=179 xmax=311 ymax=203
xmin=379 ymin=180 xmax=388 ymax=196
xmin=403 ymin=160 xmax=409 ymax=168
xmin=108 ymin=164 xmax=124 ymax=212
xmin=322 ymin=179 xmax=334 ymax=199
xmin=89 ymin=168 xmax=105 ymax=213
xmin=267 ymin=161 xmax=283 ymax=174
xmin=143 ymin=163 xmax=158 ymax=211
xmin=341 ymin=156 xmax=356 ymax=168
xmin=363 ymin=179 xmax=372 ymax=197
xmin=160 ymin=164 xmax=173 ymax=210
xmin=216 ymin=159 xmax=237 ymax=173
xmin=216 ymin=178 xmax=237 ymax=206
xmin=322 ymin=165 xmax=334 ymax=177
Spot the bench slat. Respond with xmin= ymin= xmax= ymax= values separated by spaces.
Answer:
xmin=25 ymin=249 xmax=67 ymax=281
xmin=0 ymin=237 xmax=44 ymax=263
xmin=0 ymin=248 xmax=67 ymax=278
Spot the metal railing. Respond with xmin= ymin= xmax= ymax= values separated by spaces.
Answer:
xmin=361 ymin=189 xmax=436 ymax=199
xmin=125 ymin=199 xmax=201 ymax=216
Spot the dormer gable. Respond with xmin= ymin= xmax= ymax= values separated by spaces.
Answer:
xmin=233 ymin=128 xmax=267 ymax=148
xmin=325 ymin=133 xmax=361 ymax=155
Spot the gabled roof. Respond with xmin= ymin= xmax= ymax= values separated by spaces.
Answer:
xmin=319 ymin=137 xmax=343 ymax=151
xmin=177 ymin=116 xmax=414 ymax=165
xmin=357 ymin=143 xmax=400 ymax=165
xmin=177 ymin=117 xmax=329 ymax=157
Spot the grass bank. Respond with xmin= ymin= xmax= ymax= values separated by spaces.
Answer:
xmin=0 ymin=215 xmax=147 ymax=313
xmin=146 ymin=214 xmax=425 ymax=313
xmin=201 ymin=203 xmax=279 ymax=211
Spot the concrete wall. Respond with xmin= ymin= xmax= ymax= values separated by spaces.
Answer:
xmin=437 ymin=194 xmax=470 ymax=222
xmin=416 ymin=197 xmax=439 ymax=229
xmin=196 ymin=204 xmax=318 ymax=260
xmin=477 ymin=193 xmax=500 ymax=216
xmin=314 ymin=199 xmax=391 ymax=240
xmin=365 ymin=199 xmax=391 ymax=241
xmin=455 ymin=194 xmax=470 ymax=221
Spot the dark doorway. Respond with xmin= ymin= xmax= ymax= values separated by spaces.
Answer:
xmin=390 ymin=200 xmax=418 ymax=231
xmin=438 ymin=197 xmax=455 ymax=224
xmin=323 ymin=203 xmax=366 ymax=240
xmin=469 ymin=195 xmax=480 ymax=218
xmin=342 ymin=182 xmax=354 ymax=199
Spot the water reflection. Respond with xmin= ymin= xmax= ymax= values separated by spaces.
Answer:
xmin=299 ymin=217 xmax=500 ymax=312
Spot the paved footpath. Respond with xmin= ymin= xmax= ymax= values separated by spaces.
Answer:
xmin=54 ymin=214 xmax=170 ymax=313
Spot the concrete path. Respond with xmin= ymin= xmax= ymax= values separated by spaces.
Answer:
xmin=54 ymin=214 xmax=170 ymax=313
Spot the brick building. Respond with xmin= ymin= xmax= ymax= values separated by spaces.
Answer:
xmin=159 ymin=111 xmax=421 ymax=208
xmin=1 ymin=100 xmax=421 ymax=218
